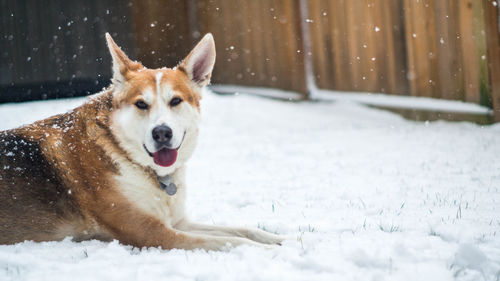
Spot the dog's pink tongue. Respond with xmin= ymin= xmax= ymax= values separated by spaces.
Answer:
xmin=153 ymin=148 xmax=178 ymax=167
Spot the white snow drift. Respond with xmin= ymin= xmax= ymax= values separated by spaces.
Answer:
xmin=0 ymin=90 xmax=499 ymax=281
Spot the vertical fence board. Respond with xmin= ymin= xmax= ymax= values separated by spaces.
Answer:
xmin=381 ymin=1 xmax=408 ymax=94
xmin=285 ymin=0 xmax=307 ymax=94
xmin=483 ymin=0 xmax=500 ymax=121
xmin=331 ymin=0 xmax=353 ymax=91
xmin=264 ymin=0 xmax=282 ymax=89
xmin=372 ymin=0 xmax=388 ymax=93
xmin=249 ymin=0 xmax=265 ymax=84
xmin=472 ymin=0 xmax=491 ymax=107
xmin=317 ymin=0 xmax=353 ymax=90
xmin=344 ymin=1 xmax=362 ymax=91
xmin=458 ymin=0 xmax=481 ymax=103
xmin=362 ymin=0 xmax=380 ymax=92
xmin=261 ymin=0 xmax=277 ymax=88
xmin=433 ymin=1 xmax=465 ymax=100
xmin=309 ymin=0 xmax=328 ymax=89
xmin=404 ymin=0 xmax=440 ymax=98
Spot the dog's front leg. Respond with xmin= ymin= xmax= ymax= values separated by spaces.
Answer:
xmin=175 ymin=220 xmax=284 ymax=245
xmin=92 ymin=192 xmax=264 ymax=250
xmin=100 ymin=213 xmax=262 ymax=251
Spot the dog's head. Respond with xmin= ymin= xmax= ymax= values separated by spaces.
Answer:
xmin=105 ymin=33 xmax=215 ymax=176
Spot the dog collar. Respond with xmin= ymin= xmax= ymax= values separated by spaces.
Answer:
xmin=157 ymin=175 xmax=177 ymax=196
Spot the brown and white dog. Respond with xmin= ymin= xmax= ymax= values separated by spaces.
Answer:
xmin=0 ymin=33 xmax=282 ymax=250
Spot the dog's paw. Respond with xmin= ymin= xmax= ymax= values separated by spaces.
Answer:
xmin=247 ymin=228 xmax=285 ymax=245
xmin=263 ymin=233 xmax=285 ymax=245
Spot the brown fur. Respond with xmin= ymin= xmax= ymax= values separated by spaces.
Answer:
xmin=118 ymin=69 xmax=201 ymax=109
xmin=0 ymin=34 xmax=202 ymax=247
xmin=0 ymin=87 xmax=207 ymax=249
xmin=0 ymin=33 xmax=281 ymax=250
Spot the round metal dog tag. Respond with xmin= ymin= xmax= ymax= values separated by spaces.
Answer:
xmin=164 ymin=183 xmax=177 ymax=195
xmin=158 ymin=175 xmax=177 ymax=196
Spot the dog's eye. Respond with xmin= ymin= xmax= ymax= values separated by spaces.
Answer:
xmin=134 ymin=100 xmax=149 ymax=110
xmin=169 ymin=97 xmax=183 ymax=107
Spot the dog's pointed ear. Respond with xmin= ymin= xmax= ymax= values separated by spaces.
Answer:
xmin=179 ymin=33 xmax=216 ymax=87
xmin=105 ymin=33 xmax=140 ymax=85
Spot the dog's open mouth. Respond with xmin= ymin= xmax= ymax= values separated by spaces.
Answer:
xmin=144 ymin=145 xmax=178 ymax=167
xmin=153 ymin=148 xmax=178 ymax=167
xmin=143 ymin=132 xmax=186 ymax=167
xmin=143 ymin=145 xmax=178 ymax=167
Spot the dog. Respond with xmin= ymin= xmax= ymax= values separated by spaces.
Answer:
xmin=0 ymin=33 xmax=283 ymax=250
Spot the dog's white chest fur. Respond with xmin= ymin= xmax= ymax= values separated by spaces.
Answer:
xmin=114 ymin=161 xmax=186 ymax=226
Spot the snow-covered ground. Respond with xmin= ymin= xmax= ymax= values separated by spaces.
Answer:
xmin=0 ymin=90 xmax=499 ymax=281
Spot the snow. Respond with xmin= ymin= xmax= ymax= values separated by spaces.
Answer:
xmin=210 ymin=84 xmax=302 ymax=100
xmin=211 ymin=86 xmax=492 ymax=116
xmin=1 ymin=90 xmax=500 ymax=281
xmin=315 ymin=89 xmax=492 ymax=114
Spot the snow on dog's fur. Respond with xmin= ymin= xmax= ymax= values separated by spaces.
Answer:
xmin=0 ymin=33 xmax=282 ymax=250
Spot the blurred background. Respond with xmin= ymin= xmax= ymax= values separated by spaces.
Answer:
xmin=1 ymin=0 xmax=499 ymax=122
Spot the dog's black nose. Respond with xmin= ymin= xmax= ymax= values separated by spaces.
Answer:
xmin=152 ymin=125 xmax=173 ymax=144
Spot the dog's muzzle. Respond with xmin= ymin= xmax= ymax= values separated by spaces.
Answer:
xmin=144 ymin=131 xmax=186 ymax=167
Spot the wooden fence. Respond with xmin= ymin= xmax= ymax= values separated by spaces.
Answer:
xmin=308 ymin=0 xmax=497 ymax=107
xmin=130 ymin=0 xmax=308 ymax=94
xmin=131 ymin=0 xmax=500 ymax=120
xmin=2 ymin=0 xmax=500 ymax=120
